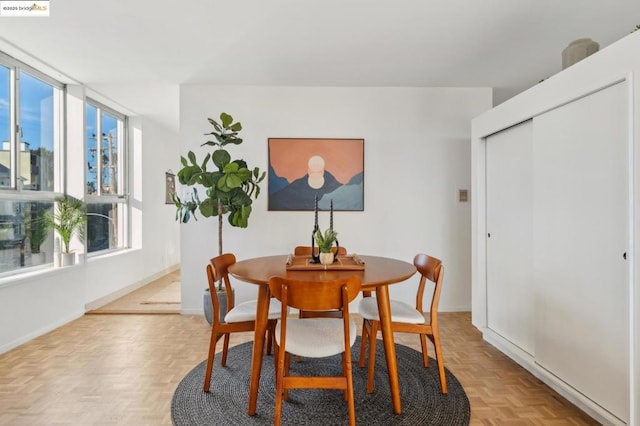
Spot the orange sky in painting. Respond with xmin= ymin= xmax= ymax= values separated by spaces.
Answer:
xmin=269 ymin=138 xmax=364 ymax=184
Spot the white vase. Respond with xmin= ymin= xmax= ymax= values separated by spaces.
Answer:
xmin=562 ymin=38 xmax=599 ymax=69
xmin=60 ymin=252 xmax=75 ymax=267
xmin=319 ymin=252 xmax=334 ymax=265
xmin=30 ymin=252 xmax=46 ymax=266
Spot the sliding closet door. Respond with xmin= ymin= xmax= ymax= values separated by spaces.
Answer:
xmin=533 ymin=82 xmax=629 ymax=422
xmin=485 ymin=120 xmax=534 ymax=354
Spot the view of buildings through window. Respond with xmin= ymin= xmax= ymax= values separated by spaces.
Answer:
xmin=0 ymin=65 xmax=9 ymax=186
xmin=85 ymin=100 xmax=127 ymax=254
xmin=0 ymin=59 xmax=60 ymax=273
xmin=0 ymin=68 xmax=56 ymax=191
xmin=0 ymin=53 xmax=129 ymax=275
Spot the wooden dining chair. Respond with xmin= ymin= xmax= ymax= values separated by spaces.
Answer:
xmin=203 ymin=253 xmax=281 ymax=392
xmin=358 ymin=253 xmax=448 ymax=394
xmin=268 ymin=275 xmax=361 ymax=426
xmin=293 ymin=246 xmax=348 ymax=319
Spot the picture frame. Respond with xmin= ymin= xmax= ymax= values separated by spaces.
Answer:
xmin=165 ymin=171 xmax=176 ymax=204
xmin=268 ymin=138 xmax=364 ymax=211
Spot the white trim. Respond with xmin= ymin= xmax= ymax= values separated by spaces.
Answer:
xmin=481 ymin=329 xmax=626 ymax=426
xmin=626 ymin=71 xmax=636 ymax=426
xmin=0 ymin=310 xmax=83 ymax=354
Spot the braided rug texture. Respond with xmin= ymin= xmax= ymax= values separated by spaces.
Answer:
xmin=172 ymin=337 xmax=470 ymax=425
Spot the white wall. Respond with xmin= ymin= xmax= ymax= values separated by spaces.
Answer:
xmin=0 ymin=98 xmax=181 ymax=354
xmin=179 ymin=86 xmax=491 ymax=314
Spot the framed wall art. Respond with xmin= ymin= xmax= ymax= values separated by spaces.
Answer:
xmin=165 ymin=171 xmax=176 ymax=204
xmin=268 ymin=138 xmax=364 ymax=211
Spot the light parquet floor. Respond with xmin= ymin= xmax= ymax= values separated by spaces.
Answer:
xmin=0 ymin=310 xmax=598 ymax=425
xmin=87 ymin=270 xmax=181 ymax=314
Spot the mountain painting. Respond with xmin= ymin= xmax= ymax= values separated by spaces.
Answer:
xmin=268 ymin=138 xmax=364 ymax=211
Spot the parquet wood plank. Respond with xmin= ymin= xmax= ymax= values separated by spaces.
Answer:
xmin=0 ymin=303 xmax=599 ymax=425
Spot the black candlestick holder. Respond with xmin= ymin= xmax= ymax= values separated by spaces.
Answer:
xmin=310 ymin=225 xmax=320 ymax=264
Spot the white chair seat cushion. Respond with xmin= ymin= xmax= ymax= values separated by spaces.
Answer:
xmin=275 ymin=318 xmax=357 ymax=358
xmin=358 ymin=297 xmax=426 ymax=324
xmin=224 ymin=298 xmax=283 ymax=323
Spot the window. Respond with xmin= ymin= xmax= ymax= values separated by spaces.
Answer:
xmin=0 ymin=53 xmax=63 ymax=275
xmin=85 ymin=99 xmax=128 ymax=254
xmin=0 ymin=64 xmax=10 ymax=188
xmin=20 ymin=71 xmax=58 ymax=191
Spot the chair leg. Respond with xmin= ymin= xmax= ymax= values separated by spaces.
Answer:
xmin=419 ymin=333 xmax=429 ymax=367
xmin=284 ymin=352 xmax=291 ymax=401
xmin=341 ymin=353 xmax=348 ymax=400
xmin=430 ymin=330 xmax=448 ymax=394
xmin=203 ymin=331 xmax=221 ymax=392
xmin=266 ymin=322 xmax=274 ymax=356
xmin=220 ymin=333 xmax=230 ymax=366
xmin=273 ymin=339 xmax=279 ymax=386
xmin=359 ymin=319 xmax=369 ymax=368
xmin=366 ymin=321 xmax=378 ymax=393
xmin=274 ymin=349 xmax=285 ymax=426
xmin=344 ymin=353 xmax=356 ymax=426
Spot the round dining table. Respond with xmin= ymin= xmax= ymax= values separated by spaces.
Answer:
xmin=229 ymin=254 xmax=417 ymax=416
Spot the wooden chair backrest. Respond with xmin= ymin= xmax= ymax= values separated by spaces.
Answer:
xmin=208 ymin=253 xmax=237 ymax=316
xmin=205 ymin=264 xmax=223 ymax=325
xmin=413 ymin=253 xmax=444 ymax=322
xmin=293 ymin=246 xmax=347 ymax=256
xmin=268 ymin=276 xmax=361 ymax=311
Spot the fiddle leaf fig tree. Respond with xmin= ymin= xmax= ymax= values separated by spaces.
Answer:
xmin=173 ymin=113 xmax=265 ymax=289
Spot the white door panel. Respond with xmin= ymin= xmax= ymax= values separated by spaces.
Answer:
xmin=486 ymin=120 xmax=534 ymax=355
xmin=533 ymin=82 xmax=629 ymax=422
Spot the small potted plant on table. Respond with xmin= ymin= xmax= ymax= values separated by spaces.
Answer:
xmin=315 ymin=228 xmax=338 ymax=265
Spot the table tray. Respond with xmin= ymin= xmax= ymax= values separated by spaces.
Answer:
xmin=286 ymin=254 xmax=365 ymax=270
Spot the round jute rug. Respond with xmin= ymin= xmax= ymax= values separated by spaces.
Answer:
xmin=171 ymin=337 xmax=470 ymax=425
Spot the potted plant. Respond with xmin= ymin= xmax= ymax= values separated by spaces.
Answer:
xmin=173 ymin=112 xmax=265 ymax=324
xmin=28 ymin=205 xmax=49 ymax=266
xmin=44 ymin=195 xmax=86 ymax=267
xmin=315 ymin=228 xmax=338 ymax=265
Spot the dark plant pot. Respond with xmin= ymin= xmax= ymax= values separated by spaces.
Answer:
xmin=203 ymin=288 xmax=230 ymax=325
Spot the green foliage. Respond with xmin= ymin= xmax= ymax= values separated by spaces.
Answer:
xmin=633 ymin=24 xmax=640 ymax=33
xmin=314 ymin=228 xmax=338 ymax=253
xmin=172 ymin=188 xmax=200 ymax=223
xmin=43 ymin=196 xmax=86 ymax=253
xmin=28 ymin=205 xmax=50 ymax=254
xmin=173 ymin=112 xmax=265 ymax=230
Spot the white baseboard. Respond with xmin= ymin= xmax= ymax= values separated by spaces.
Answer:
xmin=0 ymin=310 xmax=84 ymax=354
xmin=180 ymin=308 xmax=204 ymax=315
xmin=481 ymin=328 xmax=626 ymax=426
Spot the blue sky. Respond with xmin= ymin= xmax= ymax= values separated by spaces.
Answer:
xmin=1 ymin=64 xmax=119 ymax=190
xmin=0 ymin=66 xmax=54 ymax=152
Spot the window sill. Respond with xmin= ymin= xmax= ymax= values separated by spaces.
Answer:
xmin=87 ymin=246 xmax=139 ymax=262
xmin=0 ymin=247 xmax=140 ymax=290
xmin=0 ymin=262 xmax=80 ymax=290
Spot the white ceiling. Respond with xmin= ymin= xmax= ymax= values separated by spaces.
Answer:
xmin=1 ymin=0 xmax=639 ymax=130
